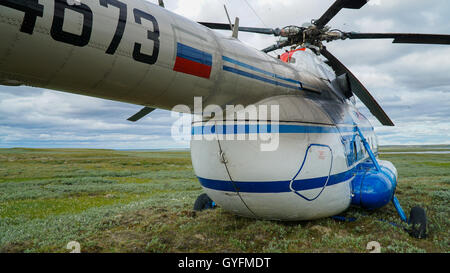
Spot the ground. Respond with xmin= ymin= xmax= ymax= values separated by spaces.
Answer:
xmin=0 ymin=146 xmax=448 ymax=253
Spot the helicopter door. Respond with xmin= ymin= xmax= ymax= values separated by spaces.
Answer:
xmin=289 ymin=144 xmax=333 ymax=201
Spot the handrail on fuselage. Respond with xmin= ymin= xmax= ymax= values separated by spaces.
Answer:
xmin=355 ymin=125 xmax=381 ymax=171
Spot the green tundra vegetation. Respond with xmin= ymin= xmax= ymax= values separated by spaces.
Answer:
xmin=0 ymin=146 xmax=448 ymax=253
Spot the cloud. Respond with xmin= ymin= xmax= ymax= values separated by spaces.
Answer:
xmin=0 ymin=86 xmax=188 ymax=149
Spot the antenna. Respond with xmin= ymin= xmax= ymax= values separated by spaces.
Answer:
xmin=158 ymin=0 xmax=165 ymax=8
xmin=232 ymin=17 xmax=240 ymax=39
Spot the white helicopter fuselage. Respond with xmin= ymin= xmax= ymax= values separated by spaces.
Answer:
xmin=0 ymin=0 xmax=397 ymax=220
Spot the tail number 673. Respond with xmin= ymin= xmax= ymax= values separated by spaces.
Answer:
xmin=1 ymin=0 xmax=160 ymax=65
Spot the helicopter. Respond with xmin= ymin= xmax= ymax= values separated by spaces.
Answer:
xmin=1 ymin=0 xmax=448 ymax=238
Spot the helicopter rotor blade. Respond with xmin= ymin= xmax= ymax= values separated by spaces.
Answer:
xmin=198 ymin=22 xmax=281 ymax=36
xmin=320 ymin=47 xmax=394 ymax=126
xmin=313 ymin=0 xmax=369 ymax=29
xmin=344 ymin=32 xmax=450 ymax=45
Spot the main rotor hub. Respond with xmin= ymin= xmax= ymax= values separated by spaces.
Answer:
xmin=279 ymin=24 xmax=344 ymax=53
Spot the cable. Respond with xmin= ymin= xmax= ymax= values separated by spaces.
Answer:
xmin=242 ymin=0 xmax=268 ymax=27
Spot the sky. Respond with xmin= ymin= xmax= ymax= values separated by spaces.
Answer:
xmin=0 ymin=0 xmax=449 ymax=149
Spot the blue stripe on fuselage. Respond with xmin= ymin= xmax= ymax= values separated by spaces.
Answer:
xmin=191 ymin=124 xmax=373 ymax=135
xmin=222 ymin=56 xmax=302 ymax=86
xmin=223 ymin=66 xmax=302 ymax=90
xmin=198 ymin=167 xmax=355 ymax=193
xmin=222 ymin=56 xmax=305 ymax=90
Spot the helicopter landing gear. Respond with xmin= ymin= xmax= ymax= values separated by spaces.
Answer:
xmin=408 ymin=206 xmax=427 ymax=239
xmin=392 ymin=196 xmax=407 ymax=222
xmin=392 ymin=195 xmax=427 ymax=239
xmin=193 ymin=193 xmax=216 ymax=211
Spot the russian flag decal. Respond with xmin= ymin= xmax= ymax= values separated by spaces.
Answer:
xmin=173 ymin=43 xmax=213 ymax=79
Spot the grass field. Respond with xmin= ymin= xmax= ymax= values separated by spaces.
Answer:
xmin=0 ymin=147 xmax=448 ymax=253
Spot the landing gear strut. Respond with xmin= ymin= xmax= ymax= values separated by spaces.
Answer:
xmin=356 ymin=126 xmax=427 ymax=239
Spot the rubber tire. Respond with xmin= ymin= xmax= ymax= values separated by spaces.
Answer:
xmin=193 ymin=193 xmax=215 ymax=211
xmin=408 ymin=206 xmax=427 ymax=239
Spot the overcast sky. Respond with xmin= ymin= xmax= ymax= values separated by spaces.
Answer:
xmin=0 ymin=0 xmax=449 ymax=149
